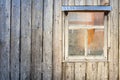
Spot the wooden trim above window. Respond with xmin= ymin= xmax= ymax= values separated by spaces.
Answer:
xmin=62 ymin=6 xmax=112 ymax=12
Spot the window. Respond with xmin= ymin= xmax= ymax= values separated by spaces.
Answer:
xmin=64 ymin=12 xmax=108 ymax=61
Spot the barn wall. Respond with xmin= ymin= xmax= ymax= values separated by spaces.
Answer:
xmin=0 ymin=0 xmax=119 ymax=80
xmin=0 ymin=0 xmax=53 ymax=80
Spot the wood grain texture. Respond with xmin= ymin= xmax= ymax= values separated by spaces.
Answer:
xmin=87 ymin=62 xmax=98 ymax=80
xmin=75 ymin=63 xmax=86 ymax=80
xmin=109 ymin=0 xmax=119 ymax=80
xmin=53 ymin=0 xmax=62 ymax=80
xmin=0 ymin=0 xmax=10 ymax=80
xmin=31 ymin=0 xmax=43 ymax=80
xmin=20 ymin=0 xmax=31 ymax=80
xmin=97 ymin=62 xmax=108 ymax=80
xmin=43 ymin=0 xmax=53 ymax=80
xmin=65 ymin=63 xmax=75 ymax=80
xmin=10 ymin=0 xmax=20 ymax=80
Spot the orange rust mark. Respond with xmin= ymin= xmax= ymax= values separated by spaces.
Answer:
xmin=87 ymin=29 xmax=95 ymax=45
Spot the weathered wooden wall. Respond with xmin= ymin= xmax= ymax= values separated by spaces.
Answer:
xmin=0 ymin=0 xmax=119 ymax=80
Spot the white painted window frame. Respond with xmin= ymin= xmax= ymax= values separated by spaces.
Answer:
xmin=63 ymin=12 xmax=108 ymax=62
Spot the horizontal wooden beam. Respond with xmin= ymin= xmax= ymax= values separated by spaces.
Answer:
xmin=62 ymin=6 xmax=112 ymax=12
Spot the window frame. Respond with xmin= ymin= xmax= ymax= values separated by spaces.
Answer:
xmin=63 ymin=11 xmax=108 ymax=61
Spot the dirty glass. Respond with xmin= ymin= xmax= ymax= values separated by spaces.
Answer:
xmin=67 ymin=12 xmax=104 ymax=56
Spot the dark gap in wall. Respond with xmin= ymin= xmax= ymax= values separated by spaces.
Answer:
xmin=42 ymin=0 xmax=44 ymax=63
xmin=19 ymin=0 xmax=22 ymax=80
xmin=41 ymin=72 xmax=43 ymax=80
xmin=30 ymin=0 xmax=33 ymax=80
xmin=41 ymin=0 xmax=44 ymax=79
xmin=10 ymin=0 xmax=12 ymax=80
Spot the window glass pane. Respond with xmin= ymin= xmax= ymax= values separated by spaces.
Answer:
xmin=67 ymin=12 xmax=105 ymax=57
xmin=87 ymin=29 xmax=104 ymax=56
xmin=68 ymin=29 xmax=85 ymax=56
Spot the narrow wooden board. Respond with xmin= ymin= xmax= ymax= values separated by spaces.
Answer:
xmin=53 ymin=0 xmax=62 ymax=80
xmin=31 ymin=0 xmax=43 ymax=80
xmin=87 ymin=62 xmax=98 ymax=80
xmin=65 ymin=63 xmax=75 ymax=80
xmin=43 ymin=0 xmax=53 ymax=80
xmin=10 ymin=0 xmax=20 ymax=80
xmin=109 ymin=0 xmax=119 ymax=80
xmin=20 ymin=0 xmax=31 ymax=80
xmin=0 ymin=0 xmax=10 ymax=80
xmin=75 ymin=63 xmax=86 ymax=80
xmin=97 ymin=62 xmax=108 ymax=80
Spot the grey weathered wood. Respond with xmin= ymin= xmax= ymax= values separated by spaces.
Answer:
xmin=75 ymin=63 xmax=86 ymax=80
xmin=109 ymin=0 xmax=119 ymax=80
xmin=43 ymin=0 xmax=53 ymax=80
xmin=97 ymin=62 xmax=108 ymax=80
xmin=0 ymin=0 xmax=10 ymax=80
xmin=10 ymin=0 xmax=20 ymax=80
xmin=53 ymin=0 xmax=62 ymax=80
xmin=20 ymin=0 xmax=31 ymax=80
xmin=87 ymin=62 xmax=97 ymax=80
xmin=31 ymin=0 xmax=43 ymax=80
xmin=65 ymin=63 xmax=75 ymax=80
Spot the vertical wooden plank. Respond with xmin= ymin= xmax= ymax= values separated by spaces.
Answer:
xmin=97 ymin=62 xmax=108 ymax=80
xmin=21 ymin=0 xmax=31 ymax=80
xmin=65 ymin=63 xmax=75 ymax=80
xmin=53 ymin=0 xmax=62 ymax=80
xmin=109 ymin=0 xmax=119 ymax=80
xmin=0 ymin=0 xmax=10 ymax=80
xmin=31 ymin=0 xmax=43 ymax=80
xmin=10 ymin=0 xmax=20 ymax=80
xmin=43 ymin=0 xmax=53 ymax=80
xmin=75 ymin=63 xmax=86 ymax=80
xmin=87 ymin=62 xmax=98 ymax=80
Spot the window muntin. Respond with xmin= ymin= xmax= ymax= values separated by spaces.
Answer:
xmin=65 ymin=12 xmax=107 ymax=60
